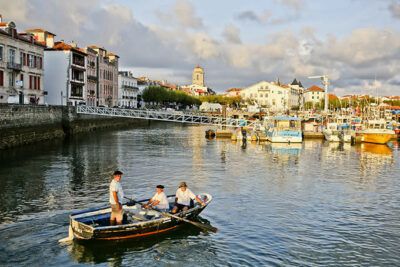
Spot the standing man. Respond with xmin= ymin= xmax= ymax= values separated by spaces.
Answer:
xmin=109 ymin=170 xmax=124 ymax=225
xmin=171 ymin=182 xmax=205 ymax=214
xmin=144 ymin=185 xmax=169 ymax=211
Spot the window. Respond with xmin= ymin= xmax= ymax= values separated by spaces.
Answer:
xmin=22 ymin=53 xmax=26 ymax=66
xmin=0 ymin=70 xmax=3 ymax=86
xmin=9 ymin=48 xmax=16 ymax=63
xmin=0 ymin=45 xmax=3 ymax=61
xmin=20 ymin=74 xmax=24 ymax=87
xmin=37 ymin=77 xmax=41 ymax=90
xmin=28 ymin=54 xmax=34 ymax=68
xmin=9 ymin=73 xmax=15 ymax=87
xmin=29 ymin=75 xmax=33 ymax=89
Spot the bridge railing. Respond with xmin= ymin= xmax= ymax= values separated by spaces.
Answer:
xmin=76 ymin=106 xmax=256 ymax=128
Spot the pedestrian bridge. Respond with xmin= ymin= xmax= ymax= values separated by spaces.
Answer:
xmin=76 ymin=106 xmax=256 ymax=128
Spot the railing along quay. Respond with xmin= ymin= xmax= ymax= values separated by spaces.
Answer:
xmin=76 ymin=106 xmax=255 ymax=128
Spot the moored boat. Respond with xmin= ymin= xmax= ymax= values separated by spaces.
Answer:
xmin=360 ymin=120 xmax=395 ymax=144
xmin=322 ymin=122 xmax=352 ymax=142
xmin=68 ymin=194 xmax=212 ymax=241
xmin=265 ymin=116 xmax=302 ymax=143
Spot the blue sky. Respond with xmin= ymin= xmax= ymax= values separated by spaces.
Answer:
xmin=2 ymin=0 xmax=400 ymax=95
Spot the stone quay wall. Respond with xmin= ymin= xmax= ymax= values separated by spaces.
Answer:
xmin=0 ymin=104 xmax=147 ymax=149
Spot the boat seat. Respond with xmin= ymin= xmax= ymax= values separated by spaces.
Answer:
xmin=131 ymin=214 xmax=147 ymax=221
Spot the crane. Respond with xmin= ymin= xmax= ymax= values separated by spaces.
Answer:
xmin=308 ymin=75 xmax=329 ymax=113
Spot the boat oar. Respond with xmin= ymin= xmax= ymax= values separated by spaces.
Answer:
xmin=124 ymin=197 xmax=218 ymax=233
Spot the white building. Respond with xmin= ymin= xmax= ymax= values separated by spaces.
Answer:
xmin=288 ymin=79 xmax=304 ymax=110
xmin=0 ymin=20 xmax=45 ymax=104
xmin=118 ymin=71 xmax=139 ymax=108
xmin=199 ymin=102 xmax=222 ymax=112
xmin=304 ymin=85 xmax=324 ymax=105
xmin=43 ymin=41 xmax=87 ymax=106
xmin=241 ymin=81 xmax=290 ymax=112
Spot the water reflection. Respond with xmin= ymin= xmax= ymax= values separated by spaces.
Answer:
xmin=356 ymin=143 xmax=394 ymax=179
xmin=0 ymin=126 xmax=399 ymax=266
xmin=67 ymin=224 xmax=203 ymax=266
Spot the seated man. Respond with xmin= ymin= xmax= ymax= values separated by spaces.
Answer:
xmin=144 ymin=185 xmax=169 ymax=212
xmin=171 ymin=182 xmax=205 ymax=214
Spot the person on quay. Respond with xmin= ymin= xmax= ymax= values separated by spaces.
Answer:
xmin=171 ymin=182 xmax=205 ymax=214
xmin=109 ymin=170 xmax=124 ymax=225
xmin=144 ymin=185 xmax=169 ymax=212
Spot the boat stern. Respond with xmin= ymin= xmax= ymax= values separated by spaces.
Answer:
xmin=70 ymin=217 xmax=95 ymax=240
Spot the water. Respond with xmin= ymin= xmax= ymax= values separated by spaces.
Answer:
xmin=0 ymin=123 xmax=399 ymax=266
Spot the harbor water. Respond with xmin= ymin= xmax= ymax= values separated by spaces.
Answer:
xmin=0 ymin=123 xmax=399 ymax=266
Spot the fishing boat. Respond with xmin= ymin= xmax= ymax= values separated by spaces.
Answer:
xmin=322 ymin=116 xmax=352 ymax=142
xmin=67 ymin=194 xmax=212 ymax=241
xmin=265 ymin=116 xmax=302 ymax=143
xmin=360 ymin=120 xmax=395 ymax=144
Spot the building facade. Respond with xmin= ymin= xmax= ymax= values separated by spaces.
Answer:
xmin=192 ymin=65 xmax=204 ymax=86
xmin=84 ymin=47 xmax=98 ymax=106
xmin=241 ymin=81 xmax=290 ymax=112
xmin=225 ymin=88 xmax=242 ymax=97
xmin=288 ymin=79 xmax=304 ymax=110
xmin=304 ymin=85 xmax=324 ymax=106
xmin=0 ymin=20 xmax=45 ymax=104
xmin=43 ymin=41 xmax=87 ymax=106
xmin=89 ymin=46 xmax=119 ymax=107
xmin=118 ymin=71 xmax=139 ymax=108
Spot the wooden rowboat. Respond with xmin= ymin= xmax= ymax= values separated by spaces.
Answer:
xmin=68 ymin=193 xmax=212 ymax=241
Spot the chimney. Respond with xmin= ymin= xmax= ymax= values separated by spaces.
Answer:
xmin=0 ymin=14 xmax=2 ymax=23
xmin=70 ymin=41 xmax=77 ymax=48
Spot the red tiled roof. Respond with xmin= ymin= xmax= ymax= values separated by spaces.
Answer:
xmin=25 ymin=28 xmax=56 ymax=36
xmin=50 ymin=41 xmax=87 ymax=55
xmin=226 ymin=88 xmax=242 ymax=92
xmin=306 ymin=85 xmax=324 ymax=92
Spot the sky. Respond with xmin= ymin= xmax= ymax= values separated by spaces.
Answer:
xmin=2 ymin=0 xmax=400 ymax=95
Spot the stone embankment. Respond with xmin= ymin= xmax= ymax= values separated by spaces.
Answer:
xmin=0 ymin=104 xmax=147 ymax=149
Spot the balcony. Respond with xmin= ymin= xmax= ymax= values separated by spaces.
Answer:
xmin=87 ymin=74 xmax=98 ymax=81
xmin=7 ymin=62 xmax=22 ymax=71
xmin=122 ymin=85 xmax=139 ymax=90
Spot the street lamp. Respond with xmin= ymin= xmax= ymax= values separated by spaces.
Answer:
xmin=308 ymin=75 xmax=329 ymax=113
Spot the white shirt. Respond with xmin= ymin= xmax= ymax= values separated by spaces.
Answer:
xmin=176 ymin=188 xmax=196 ymax=206
xmin=109 ymin=179 xmax=124 ymax=205
xmin=151 ymin=191 xmax=169 ymax=210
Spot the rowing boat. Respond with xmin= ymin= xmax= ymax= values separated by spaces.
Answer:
xmin=67 ymin=193 xmax=212 ymax=241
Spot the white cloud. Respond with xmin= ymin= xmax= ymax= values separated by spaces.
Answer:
xmin=222 ymin=24 xmax=242 ymax=44
xmin=235 ymin=10 xmax=272 ymax=24
xmin=1 ymin=0 xmax=399 ymax=94
xmin=276 ymin=0 xmax=305 ymax=12
xmin=389 ymin=1 xmax=400 ymax=19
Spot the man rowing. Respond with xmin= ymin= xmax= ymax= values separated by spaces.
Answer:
xmin=171 ymin=182 xmax=205 ymax=214
xmin=109 ymin=170 xmax=124 ymax=225
xmin=144 ymin=185 xmax=169 ymax=212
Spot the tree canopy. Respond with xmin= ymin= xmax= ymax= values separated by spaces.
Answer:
xmin=142 ymin=86 xmax=201 ymax=106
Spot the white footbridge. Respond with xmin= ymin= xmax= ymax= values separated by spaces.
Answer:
xmin=76 ymin=106 xmax=256 ymax=128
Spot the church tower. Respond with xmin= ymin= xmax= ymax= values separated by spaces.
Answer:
xmin=192 ymin=65 xmax=204 ymax=86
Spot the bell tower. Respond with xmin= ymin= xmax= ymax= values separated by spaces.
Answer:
xmin=192 ymin=65 xmax=204 ymax=86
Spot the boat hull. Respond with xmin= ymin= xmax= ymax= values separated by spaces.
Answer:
xmin=361 ymin=133 xmax=393 ymax=144
xmin=323 ymin=129 xmax=351 ymax=142
xmin=266 ymin=130 xmax=303 ymax=143
xmin=69 ymin=194 xmax=212 ymax=241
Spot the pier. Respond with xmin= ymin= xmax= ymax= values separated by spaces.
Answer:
xmin=76 ymin=106 xmax=256 ymax=128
